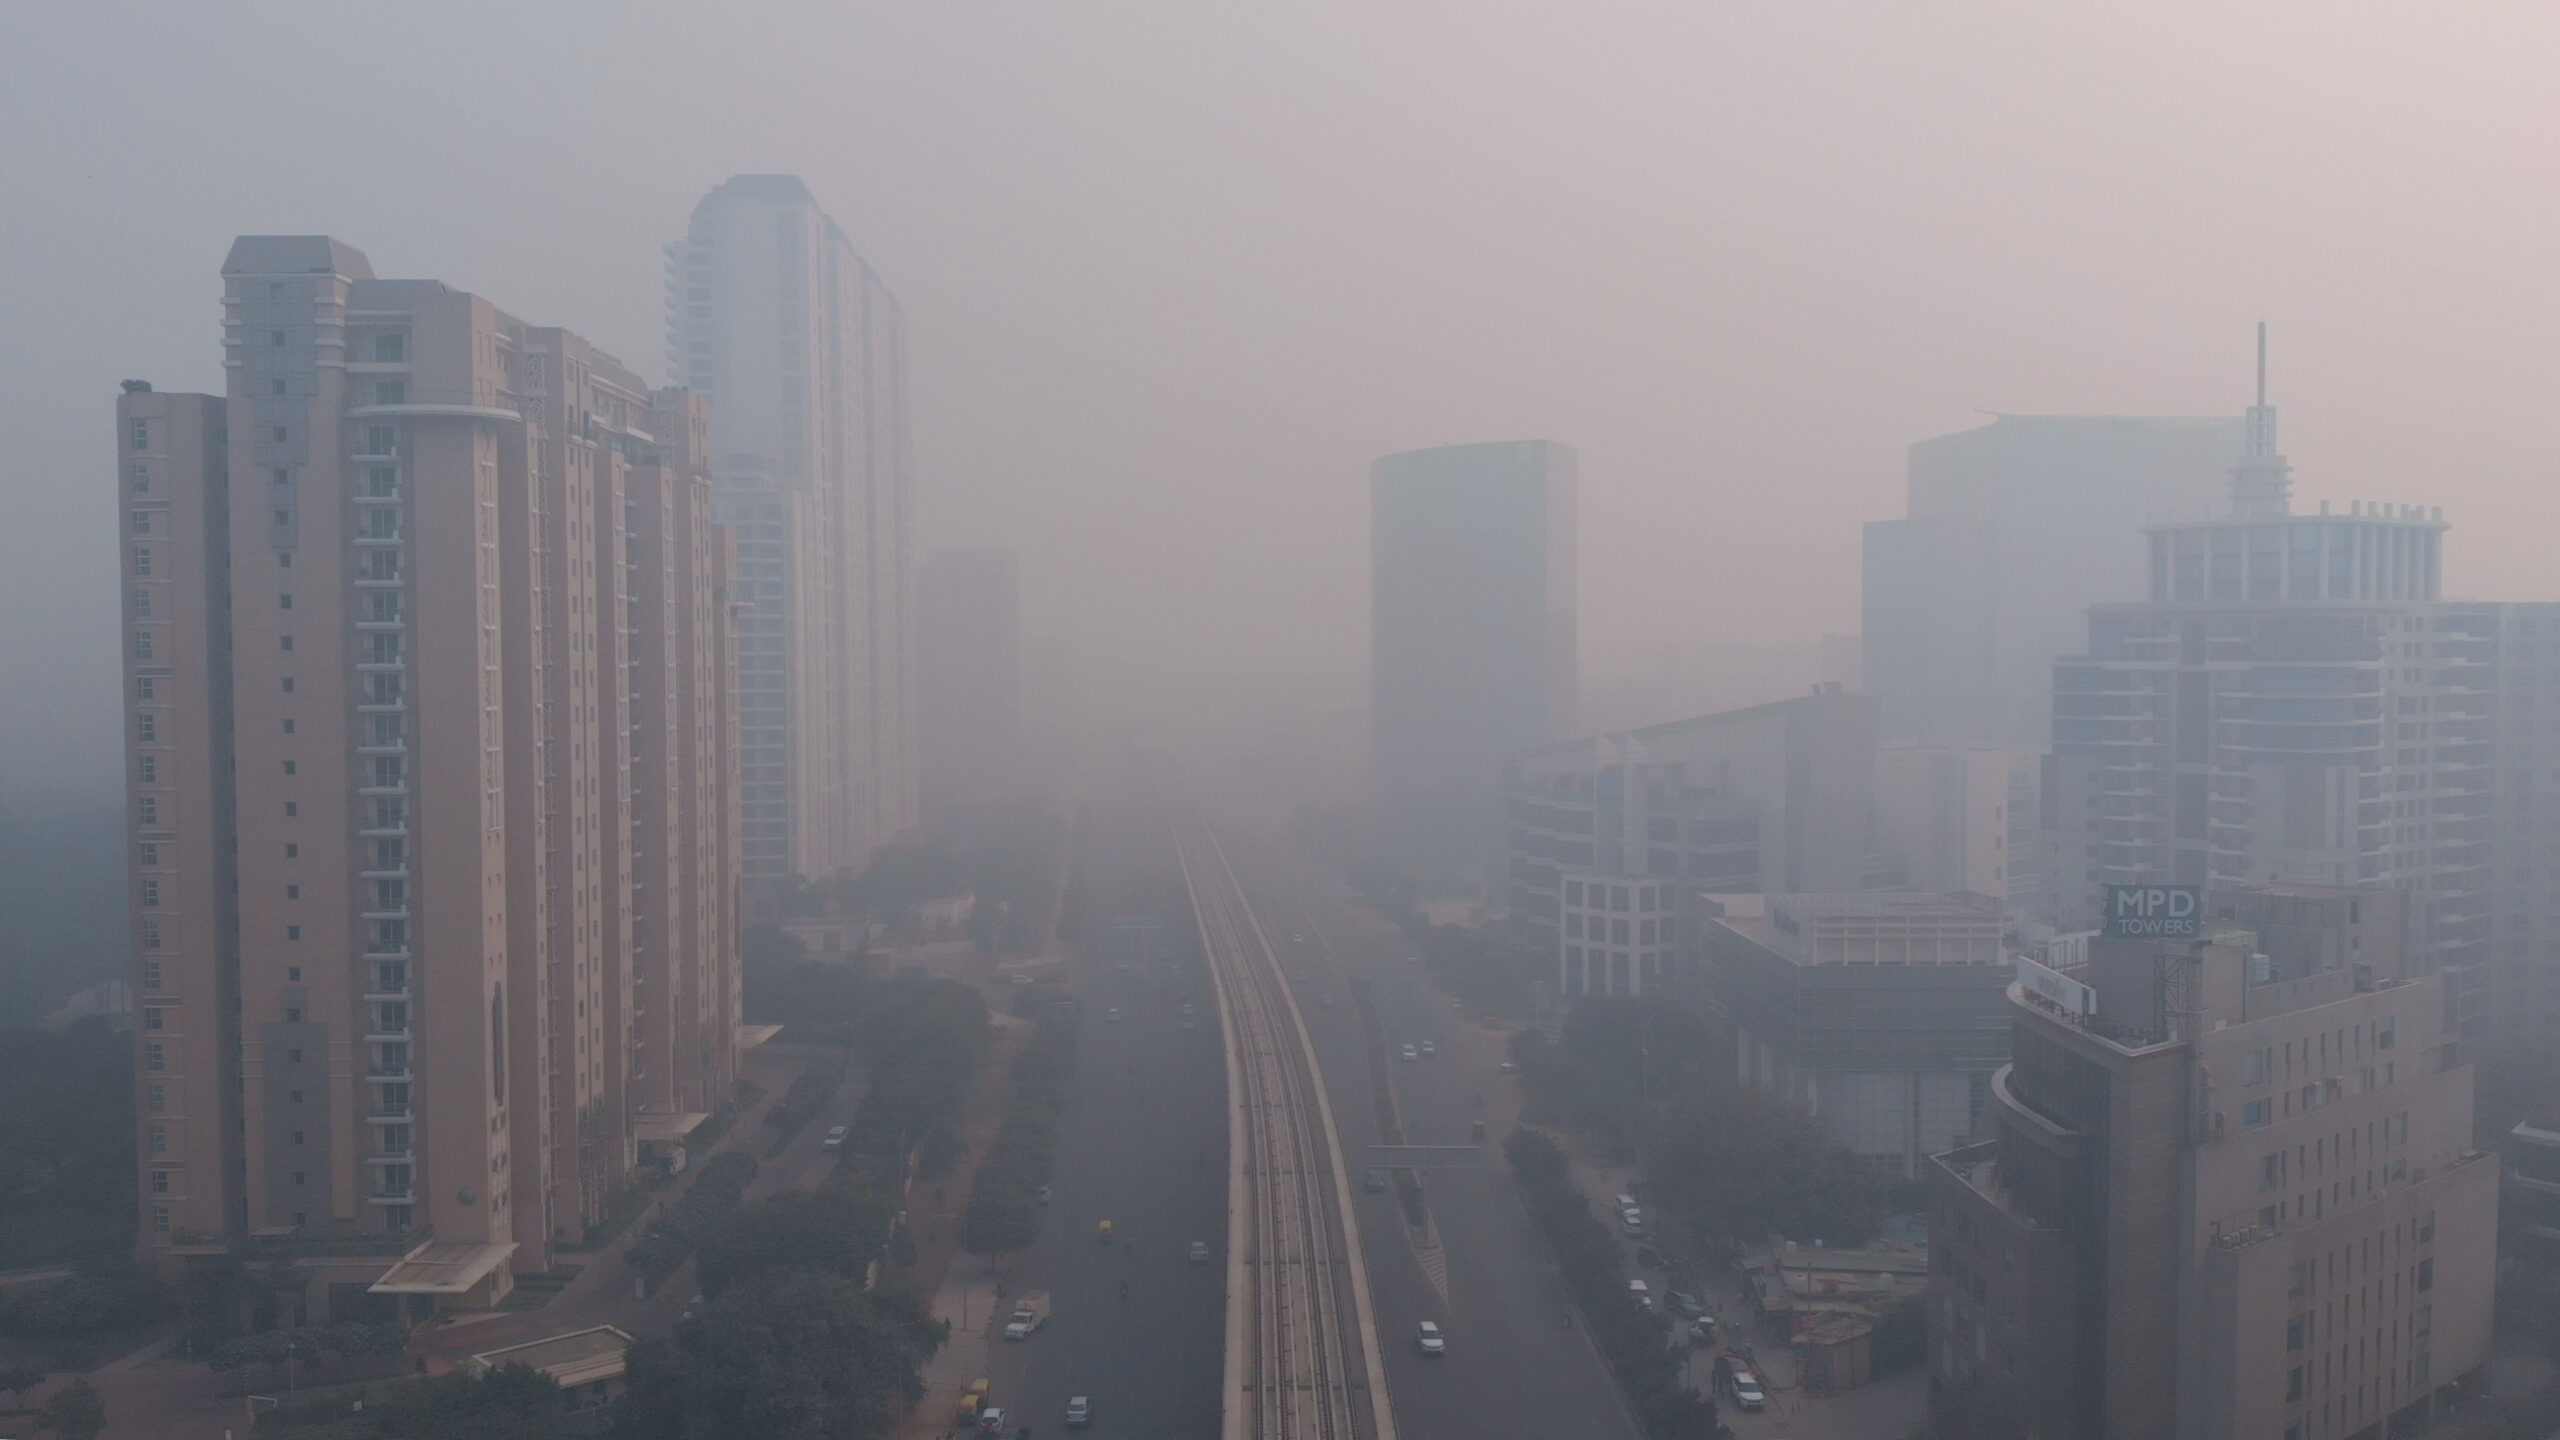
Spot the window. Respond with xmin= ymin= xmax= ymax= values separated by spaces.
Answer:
xmin=281 ymin=719 xmax=294 ymax=735
xmin=285 ymin=885 xmax=298 ymax=900
xmin=138 ymin=753 xmax=157 ymax=783
xmin=2417 ymin=1257 xmax=2435 ymax=1292
xmin=131 ymin=463 xmax=149 ymax=492
xmin=269 ymin=330 xmax=285 ymax=347
xmin=283 ymin=801 xmax=297 ymax=817
xmin=287 ymin=1090 xmax=301 ymax=1104
xmin=286 ymin=926 xmax=300 ymax=941
xmin=132 ymin=588 xmax=153 ymax=619
xmin=129 ymin=418 xmax=148 ymax=450
xmin=289 ymin=1130 xmax=304 ymax=1146
xmin=280 ymin=635 xmax=293 ymax=652
xmin=148 ymin=1124 xmax=167 ymax=1155
xmin=137 ymin=712 xmax=156 ymax=743
xmin=140 ymin=878 xmax=159 ymax=908
xmin=151 ymin=1205 xmax=170 ymax=1234
xmin=141 ymin=918 xmax=160 ymax=948
xmin=281 ymin=677 xmax=293 ymax=693
xmin=278 ymin=592 xmax=291 ymax=610
xmin=141 ymin=959 xmax=161 ymax=988
xmin=143 ymin=1006 xmax=163 ymax=1030
xmin=284 ymin=1008 xmax=301 ymax=1024
xmin=2420 ymin=1211 xmax=2436 ymax=1243
xmin=132 ymin=629 xmax=153 ymax=660
xmin=375 ymin=333 xmax=404 ymax=362
xmin=271 ymin=427 xmax=285 ymax=443
xmin=144 ymin=1042 xmax=163 ymax=1072
xmin=2285 ymin=1366 xmax=2303 ymax=1401
xmin=287 ymin=1048 xmax=301 ymax=1063
xmin=150 ymin=1170 xmax=169 ymax=1195
xmin=135 ymin=677 xmax=155 ymax=701
xmin=130 ymin=509 xmax=150 ymax=534
xmin=287 ymin=967 xmax=300 ymax=982
xmin=132 ymin=546 xmax=151 ymax=575
xmin=282 ymin=760 xmax=295 ymax=776
xmin=2260 ymin=1151 xmax=2287 ymax=1192
xmin=284 ymin=843 xmax=297 ymax=859
xmin=148 ymin=1085 xmax=165 ymax=1113
xmin=374 ymin=380 xmax=405 ymax=405
xmin=2286 ymin=1314 xmax=2305 ymax=1351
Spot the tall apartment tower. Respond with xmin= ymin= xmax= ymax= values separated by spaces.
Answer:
xmin=666 ymin=175 xmax=913 ymax=886
xmin=2043 ymin=347 xmax=2489 ymax=1028
xmin=116 ymin=237 xmax=739 ymax=1311
xmin=1864 ymin=412 xmax=2242 ymax=747
xmin=1928 ymin=891 xmax=2496 ymax=1440
xmin=1371 ymin=440 xmax=1577 ymax=880
xmin=915 ymin=549 xmax=1024 ymax=817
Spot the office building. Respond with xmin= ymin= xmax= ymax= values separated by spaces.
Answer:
xmin=1864 ymin=413 xmax=2241 ymax=748
xmin=1506 ymin=686 xmax=1878 ymax=988
xmin=2449 ymin=602 xmax=2560 ymax=1046
xmin=117 ymin=237 xmax=739 ymax=1312
xmin=1927 ymin=889 xmax=2495 ymax=1440
xmin=666 ymin=174 xmax=913 ymax=885
xmin=2041 ymin=354 xmax=2490 ymax=1029
xmin=1699 ymin=892 xmax=2012 ymax=1175
xmin=1871 ymin=743 xmax=2031 ymax=900
xmin=915 ymin=548 xmax=1023 ymax=814
xmin=1371 ymin=440 xmax=1577 ymax=879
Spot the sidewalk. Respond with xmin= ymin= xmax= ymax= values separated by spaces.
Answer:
xmin=894 ymin=1012 xmax=1034 ymax=1440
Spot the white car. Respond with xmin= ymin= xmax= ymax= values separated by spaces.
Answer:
xmin=1419 ymin=1040 xmax=1437 ymax=1058
xmin=1107 ymin=1006 xmax=1122 ymax=1021
xmin=1189 ymin=1239 xmax=1210 ymax=1263
xmin=1416 ymin=1320 xmax=1445 ymax=1356
xmin=822 ymin=1125 xmax=848 ymax=1150
xmin=1065 ymin=1395 xmax=1092 ymax=1426
xmin=1401 ymin=1043 xmax=1418 ymax=1062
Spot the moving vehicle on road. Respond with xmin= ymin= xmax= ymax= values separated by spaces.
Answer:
xmin=1364 ymin=1168 xmax=1388 ymax=1192
xmin=1002 ymin=1290 xmax=1051 ymax=1341
xmin=1401 ymin=1043 xmax=1419 ymax=1062
xmin=957 ymin=1379 xmax=991 ymax=1424
xmin=1416 ymin=1320 xmax=1445 ymax=1356
xmin=1419 ymin=1040 xmax=1437 ymax=1058
xmin=1470 ymin=1119 xmax=1486 ymax=1141
xmin=1668 ymin=1291 xmax=1706 ymax=1318
xmin=1189 ymin=1239 xmax=1210 ymax=1263
xmin=1499 ymin=1059 xmax=1519 ymax=1073
xmin=1107 ymin=1006 xmax=1122 ymax=1021
xmin=822 ymin=1125 xmax=848 ymax=1150
xmin=1096 ymin=1218 xmax=1113 ymax=1242
xmin=1065 ymin=1395 xmax=1092 ymax=1426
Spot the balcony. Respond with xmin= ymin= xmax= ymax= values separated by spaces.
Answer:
xmin=365 ymin=1066 xmax=413 ymax=1084
xmin=364 ymin=1024 xmax=413 ymax=1044
xmin=364 ymin=1189 xmax=417 ymax=1206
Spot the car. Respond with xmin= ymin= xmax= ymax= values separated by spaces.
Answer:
xmin=1181 ymin=1002 xmax=1196 ymax=1016
xmin=1728 ymin=1369 xmax=1765 ymax=1412
xmin=1065 ymin=1395 xmax=1092 ymax=1427
xmin=1400 ymin=1043 xmax=1418 ymax=1062
xmin=1498 ymin=1059 xmax=1519 ymax=1073
xmin=1010 ymin=973 xmax=1033 ymax=986
xmin=1619 ymin=1209 xmax=1644 ymax=1236
xmin=1189 ymin=1239 xmax=1210 ymax=1263
xmin=1627 ymin=1279 xmax=1652 ymax=1309
xmin=1635 ymin=1245 xmax=1669 ymax=1270
xmin=822 ymin=1125 xmax=848 ymax=1150
xmin=1107 ymin=1006 xmax=1122 ymax=1021
xmin=1291 ymin=934 xmax=1304 ymax=945
xmin=1668 ymin=1291 xmax=1706 ymax=1319
xmin=1419 ymin=1040 xmax=1437 ymax=1058
xmin=1614 ymin=1193 xmax=1639 ymax=1212
xmin=1416 ymin=1320 xmax=1445 ymax=1356
xmin=1363 ymin=1168 xmax=1388 ymax=1193
xmin=1181 ymin=1017 xmax=1195 ymax=1030
xmin=1688 ymin=1317 xmax=1718 ymax=1346
xmin=976 ymin=1407 xmax=1008 ymax=1433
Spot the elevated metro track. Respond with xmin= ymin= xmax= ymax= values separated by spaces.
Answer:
xmin=1173 ymin=799 xmax=1397 ymax=1440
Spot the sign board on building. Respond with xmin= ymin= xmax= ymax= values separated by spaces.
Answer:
xmin=2103 ymin=885 xmax=2202 ymax=939
xmin=2015 ymin=957 xmax=2095 ymax=1017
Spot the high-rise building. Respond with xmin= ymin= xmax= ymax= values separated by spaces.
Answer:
xmin=2448 ymin=601 xmax=2560 ymax=1046
xmin=1927 ymin=889 xmax=2496 ymax=1440
xmin=915 ymin=549 xmax=1023 ymax=815
xmin=2040 ymin=353 xmax=2489 ymax=1024
xmin=1504 ymin=686 xmax=1879 ymax=990
xmin=117 ymin=237 xmax=739 ymax=1313
xmin=1864 ymin=413 xmax=2241 ymax=748
xmin=666 ymin=175 xmax=913 ymax=886
xmin=1871 ymin=743 xmax=2033 ymax=900
xmin=1371 ymin=440 xmax=1577 ymax=878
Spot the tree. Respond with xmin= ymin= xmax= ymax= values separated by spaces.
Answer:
xmin=37 ymin=1377 xmax=103 ymax=1440
xmin=620 ymin=1272 xmax=943 ymax=1440
xmin=0 ymin=1362 xmax=47 ymax=1406
xmin=697 ymin=1185 xmax=893 ymax=1298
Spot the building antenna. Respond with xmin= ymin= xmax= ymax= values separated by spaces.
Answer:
xmin=2256 ymin=320 xmax=2267 ymax=409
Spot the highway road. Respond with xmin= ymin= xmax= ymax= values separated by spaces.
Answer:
xmin=1234 ymin=841 xmax=1647 ymax=1440
xmin=962 ymin=792 xmax=1230 ymax=1438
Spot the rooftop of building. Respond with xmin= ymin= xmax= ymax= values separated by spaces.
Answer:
xmin=222 ymin=234 xmax=375 ymax=280
xmin=1702 ymin=891 xmax=2008 ymax=967
xmin=467 ymin=1325 xmax=634 ymax=1388
xmin=1512 ymin=683 xmax=1862 ymax=764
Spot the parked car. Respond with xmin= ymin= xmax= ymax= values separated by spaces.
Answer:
xmin=1416 ymin=1320 xmax=1445 ymax=1356
xmin=1189 ymin=1239 xmax=1210 ymax=1263
xmin=975 ymin=1407 xmax=1008 ymax=1433
xmin=1668 ymin=1291 xmax=1706 ymax=1319
xmin=1619 ymin=1208 xmax=1645 ymax=1236
xmin=822 ymin=1125 xmax=848 ymax=1150
xmin=1614 ymin=1193 xmax=1639 ymax=1212
xmin=1688 ymin=1317 xmax=1718 ymax=1346
xmin=1065 ymin=1395 xmax=1092 ymax=1427
xmin=1627 ymin=1279 xmax=1652 ymax=1309
xmin=1499 ymin=1059 xmax=1519 ymax=1073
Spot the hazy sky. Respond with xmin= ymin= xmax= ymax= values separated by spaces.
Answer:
xmin=7 ymin=0 xmax=2558 ymax=797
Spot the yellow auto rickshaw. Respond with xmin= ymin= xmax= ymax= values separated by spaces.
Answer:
xmin=1097 ymin=1218 xmax=1114 ymax=1243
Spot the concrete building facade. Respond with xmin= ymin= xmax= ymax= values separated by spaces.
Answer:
xmin=1505 ymin=687 xmax=1879 ymax=988
xmin=1927 ymin=894 xmax=2496 ymax=1440
xmin=666 ymin=174 xmax=913 ymax=885
xmin=117 ymin=237 xmax=739 ymax=1312
xmin=1864 ymin=413 xmax=2243 ymax=749
xmin=1701 ymin=892 xmax=2013 ymax=1175
xmin=1371 ymin=439 xmax=1577 ymax=880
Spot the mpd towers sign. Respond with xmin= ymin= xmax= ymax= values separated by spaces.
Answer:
xmin=2104 ymin=885 xmax=2202 ymax=939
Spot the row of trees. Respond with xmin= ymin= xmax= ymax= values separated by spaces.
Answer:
xmin=962 ymin=1016 xmax=1078 ymax=1256
xmin=783 ymin=800 xmax=1067 ymax=955
xmin=1506 ymin=1127 xmax=1730 ymax=1440
xmin=626 ymin=1152 xmax=759 ymax=1290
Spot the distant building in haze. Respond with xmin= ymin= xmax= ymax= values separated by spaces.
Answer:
xmin=916 ymin=549 xmax=1023 ymax=813
xmin=1864 ymin=413 xmax=2241 ymax=748
xmin=1371 ymin=440 xmax=1577 ymax=880
xmin=116 ymin=238 xmax=740 ymax=1311
xmin=666 ymin=174 xmax=914 ymax=886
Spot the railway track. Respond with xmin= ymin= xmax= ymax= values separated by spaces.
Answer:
xmin=1174 ymin=802 xmax=1396 ymax=1440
